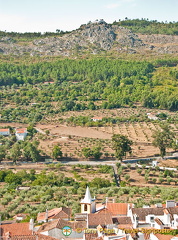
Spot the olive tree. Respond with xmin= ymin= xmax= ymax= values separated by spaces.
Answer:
xmin=112 ymin=134 xmax=133 ymax=161
xmin=152 ymin=124 xmax=175 ymax=158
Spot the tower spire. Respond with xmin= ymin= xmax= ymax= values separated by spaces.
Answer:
xmin=81 ymin=186 xmax=92 ymax=204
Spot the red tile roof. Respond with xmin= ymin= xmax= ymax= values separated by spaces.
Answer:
xmin=0 ymin=223 xmax=33 ymax=237
xmin=38 ymin=218 xmax=86 ymax=232
xmin=95 ymin=208 xmax=111 ymax=214
xmin=37 ymin=219 xmax=59 ymax=232
xmin=0 ymin=128 xmax=9 ymax=132
xmin=11 ymin=233 xmax=58 ymax=240
xmin=167 ymin=207 xmax=178 ymax=215
xmin=16 ymin=128 xmax=27 ymax=134
xmin=106 ymin=203 xmax=128 ymax=216
xmin=88 ymin=213 xmax=113 ymax=227
xmin=132 ymin=207 xmax=164 ymax=221
xmin=96 ymin=203 xmax=105 ymax=211
xmin=154 ymin=233 xmax=178 ymax=240
xmin=37 ymin=207 xmax=71 ymax=222
xmin=11 ymin=236 xmax=35 ymax=240
xmin=84 ymin=232 xmax=98 ymax=240
xmin=113 ymin=216 xmax=133 ymax=229
xmin=115 ymin=216 xmax=132 ymax=225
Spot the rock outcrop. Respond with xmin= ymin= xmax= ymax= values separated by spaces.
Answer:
xmin=0 ymin=20 xmax=177 ymax=56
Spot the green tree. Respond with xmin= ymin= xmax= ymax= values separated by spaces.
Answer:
xmin=52 ymin=145 xmax=63 ymax=159
xmin=4 ymin=173 xmax=22 ymax=185
xmin=112 ymin=134 xmax=133 ymax=161
xmin=152 ymin=124 xmax=175 ymax=158
xmin=90 ymin=177 xmax=111 ymax=188
xmin=23 ymin=142 xmax=40 ymax=162
xmin=91 ymin=146 xmax=102 ymax=160
xmin=0 ymin=146 xmax=6 ymax=162
xmin=82 ymin=147 xmax=92 ymax=158
xmin=9 ymin=143 xmax=21 ymax=163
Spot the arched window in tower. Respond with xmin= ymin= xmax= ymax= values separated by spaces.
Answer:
xmin=84 ymin=204 xmax=88 ymax=211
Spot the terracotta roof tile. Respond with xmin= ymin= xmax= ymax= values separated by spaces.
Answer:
xmin=84 ymin=232 xmax=98 ymax=240
xmin=132 ymin=207 xmax=164 ymax=221
xmin=37 ymin=233 xmax=58 ymax=240
xmin=88 ymin=213 xmax=113 ymax=227
xmin=154 ymin=233 xmax=178 ymax=240
xmin=96 ymin=203 xmax=105 ymax=211
xmin=0 ymin=128 xmax=9 ymax=132
xmin=37 ymin=207 xmax=71 ymax=222
xmin=118 ymin=224 xmax=132 ymax=229
xmin=11 ymin=234 xmax=58 ymax=240
xmin=95 ymin=208 xmax=111 ymax=214
xmin=167 ymin=207 xmax=178 ymax=215
xmin=113 ymin=216 xmax=133 ymax=229
xmin=37 ymin=219 xmax=59 ymax=232
xmin=106 ymin=203 xmax=128 ymax=216
xmin=0 ymin=223 xmax=33 ymax=236
xmin=16 ymin=128 xmax=27 ymax=131
xmin=38 ymin=218 xmax=87 ymax=232
xmin=11 ymin=236 xmax=36 ymax=240
xmin=113 ymin=216 xmax=132 ymax=225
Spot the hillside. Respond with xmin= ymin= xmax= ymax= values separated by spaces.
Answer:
xmin=0 ymin=19 xmax=178 ymax=57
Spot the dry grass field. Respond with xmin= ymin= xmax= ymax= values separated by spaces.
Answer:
xmin=35 ymin=123 xmax=177 ymax=160
xmin=0 ymin=107 xmax=177 ymax=160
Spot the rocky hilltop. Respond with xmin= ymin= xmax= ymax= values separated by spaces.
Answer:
xmin=0 ymin=20 xmax=178 ymax=56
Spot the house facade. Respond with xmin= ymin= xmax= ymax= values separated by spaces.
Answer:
xmin=0 ymin=128 xmax=11 ymax=136
xmin=15 ymin=128 xmax=27 ymax=141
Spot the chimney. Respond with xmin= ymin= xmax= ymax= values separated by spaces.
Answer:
xmin=106 ymin=197 xmax=108 ymax=208
xmin=166 ymin=200 xmax=175 ymax=208
xmin=29 ymin=218 xmax=34 ymax=231
xmin=45 ymin=209 xmax=48 ymax=222
xmin=112 ymin=198 xmax=115 ymax=203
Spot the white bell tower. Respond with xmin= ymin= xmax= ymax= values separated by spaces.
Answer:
xmin=81 ymin=186 xmax=96 ymax=214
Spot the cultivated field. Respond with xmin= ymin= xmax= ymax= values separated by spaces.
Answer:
xmin=0 ymin=107 xmax=177 ymax=160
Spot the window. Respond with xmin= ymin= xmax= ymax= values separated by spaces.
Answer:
xmin=84 ymin=204 xmax=88 ymax=211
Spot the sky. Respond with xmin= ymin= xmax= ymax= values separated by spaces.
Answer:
xmin=0 ymin=0 xmax=178 ymax=33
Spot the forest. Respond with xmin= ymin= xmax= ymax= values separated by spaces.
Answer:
xmin=112 ymin=18 xmax=178 ymax=35
xmin=0 ymin=58 xmax=178 ymax=125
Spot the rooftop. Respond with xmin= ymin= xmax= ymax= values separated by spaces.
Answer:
xmin=106 ymin=203 xmax=129 ymax=216
xmin=0 ymin=222 xmax=33 ymax=237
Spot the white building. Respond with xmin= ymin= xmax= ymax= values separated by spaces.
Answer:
xmin=15 ymin=128 xmax=27 ymax=141
xmin=0 ymin=128 xmax=11 ymax=136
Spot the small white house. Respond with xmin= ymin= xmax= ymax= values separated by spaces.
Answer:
xmin=147 ymin=113 xmax=158 ymax=121
xmin=0 ymin=128 xmax=11 ymax=136
xmin=15 ymin=128 xmax=27 ymax=141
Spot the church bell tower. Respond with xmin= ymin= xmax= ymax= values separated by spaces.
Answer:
xmin=81 ymin=186 xmax=96 ymax=214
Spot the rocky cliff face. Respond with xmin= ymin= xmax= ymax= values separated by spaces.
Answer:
xmin=0 ymin=21 xmax=178 ymax=57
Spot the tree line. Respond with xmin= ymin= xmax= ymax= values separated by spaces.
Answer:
xmin=112 ymin=18 xmax=178 ymax=35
